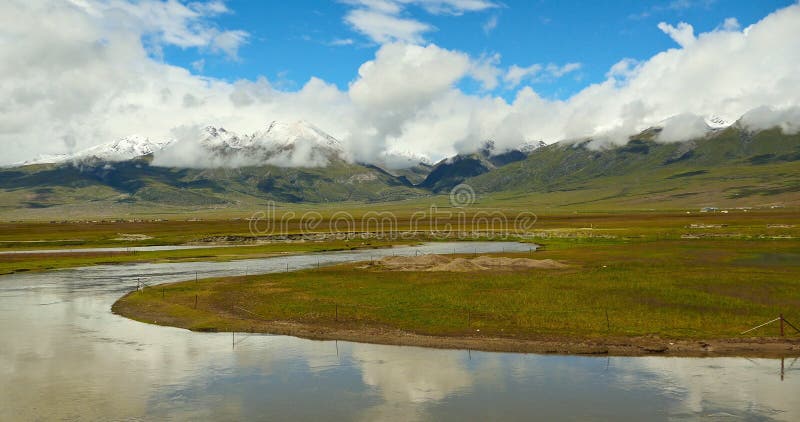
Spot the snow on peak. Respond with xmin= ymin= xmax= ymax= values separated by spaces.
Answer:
xmin=160 ymin=121 xmax=345 ymax=168
xmin=518 ymin=140 xmax=547 ymax=154
xmin=13 ymin=135 xmax=173 ymax=166
xmin=257 ymin=120 xmax=342 ymax=150
xmin=78 ymin=135 xmax=174 ymax=161
xmin=200 ymin=126 xmax=251 ymax=150
xmin=704 ymin=115 xmax=733 ymax=130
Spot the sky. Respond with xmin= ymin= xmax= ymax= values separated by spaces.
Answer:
xmin=170 ymin=0 xmax=793 ymax=99
xmin=2 ymin=0 xmax=800 ymax=166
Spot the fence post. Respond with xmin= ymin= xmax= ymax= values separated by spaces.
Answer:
xmin=780 ymin=313 xmax=785 ymax=337
xmin=335 ymin=304 xmax=338 ymax=322
xmin=605 ymin=309 xmax=610 ymax=332
xmin=195 ymin=294 xmax=198 ymax=309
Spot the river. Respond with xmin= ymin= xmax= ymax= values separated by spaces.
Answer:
xmin=0 ymin=242 xmax=796 ymax=420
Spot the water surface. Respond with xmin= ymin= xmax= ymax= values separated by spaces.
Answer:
xmin=0 ymin=244 xmax=234 ymax=254
xmin=0 ymin=242 xmax=797 ymax=421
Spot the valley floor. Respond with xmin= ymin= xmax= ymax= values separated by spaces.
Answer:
xmin=4 ymin=210 xmax=799 ymax=356
xmin=111 ymin=232 xmax=800 ymax=357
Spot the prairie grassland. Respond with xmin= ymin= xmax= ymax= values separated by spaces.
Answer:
xmin=2 ymin=208 xmax=798 ymax=274
xmin=114 ymin=236 xmax=800 ymax=342
xmin=1 ymin=208 xmax=798 ymax=248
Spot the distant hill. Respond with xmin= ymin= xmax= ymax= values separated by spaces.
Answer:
xmin=463 ymin=125 xmax=800 ymax=208
xmin=0 ymin=157 xmax=422 ymax=209
xmin=418 ymin=141 xmax=532 ymax=192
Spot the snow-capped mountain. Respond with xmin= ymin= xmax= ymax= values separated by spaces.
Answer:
xmin=199 ymin=126 xmax=251 ymax=151
xmin=153 ymin=120 xmax=346 ymax=168
xmin=518 ymin=140 xmax=547 ymax=154
xmin=254 ymin=120 xmax=342 ymax=150
xmin=704 ymin=115 xmax=734 ymax=130
xmin=196 ymin=121 xmax=343 ymax=153
xmin=14 ymin=135 xmax=174 ymax=166
xmin=11 ymin=120 xmax=348 ymax=169
xmin=78 ymin=135 xmax=174 ymax=161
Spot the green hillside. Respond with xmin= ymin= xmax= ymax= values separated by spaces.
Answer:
xmin=464 ymin=126 xmax=800 ymax=209
xmin=0 ymin=157 xmax=424 ymax=213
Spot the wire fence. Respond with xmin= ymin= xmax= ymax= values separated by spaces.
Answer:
xmin=133 ymin=283 xmax=800 ymax=338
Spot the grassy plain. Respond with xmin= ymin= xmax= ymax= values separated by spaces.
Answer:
xmin=2 ymin=208 xmax=798 ymax=273
xmin=110 ymin=209 xmax=800 ymax=354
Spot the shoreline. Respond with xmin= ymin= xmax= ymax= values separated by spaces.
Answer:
xmin=112 ymin=297 xmax=800 ymax=358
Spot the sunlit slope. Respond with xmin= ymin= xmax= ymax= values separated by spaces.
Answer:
xmin=465 ymin=127 xmax=800 ymax=209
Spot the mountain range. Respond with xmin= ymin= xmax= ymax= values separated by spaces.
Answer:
xmin=1 ymin=117 xmax=799 ymax=216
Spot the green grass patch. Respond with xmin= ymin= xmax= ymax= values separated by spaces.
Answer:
xmin=114 ymin=237 xmax=800 ymax=341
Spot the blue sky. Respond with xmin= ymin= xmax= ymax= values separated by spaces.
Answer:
xmin=163 ymin=0 xmax=796 ymax=100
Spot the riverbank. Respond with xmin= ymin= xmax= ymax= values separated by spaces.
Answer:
xmin=0 ymin=240 xmax=410 ymax=274
xmin=111 ymin=299 xmax=800 ymax=357
xmin=113 ymin=237 xmax=800 ymax=357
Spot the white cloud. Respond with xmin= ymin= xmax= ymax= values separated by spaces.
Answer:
xmin=400 ymin=0 xmax=498 ymax=15
xmin=2 ymin=1 xmax=800 ymax=167
xmin=630 ymin=0 xmax=714 ymax=20
xmin=342 ymin=0 xmax=497 ymax=44
xmin=657 ymin=21 xmax=696 ymax=47
xmin=721 ymin=17 xmax=740 ymax=31
xmin=606 ymin=58 xmax=640 ymax=80
xmin=191 ymin=58 xmax=205 ymax=72
xmin=546 ymin=62 xmax=581 ymax=78
xmin=656 ymin=113 xmax=709 ymax=143
xmin=482 ymin=15 xmax=498 ymax=34
xmin=349 ymin=43 xmax=470 ymax=110
xmin=344 ymin=8 xmax=433 ymax=44
xmin=342 ymin=0 xmax=403 ymax=15
xmin=740 ymin=105 xmax=800 ymax=134
xmin=503 ymin=62 xmax=580 ymax=88
xmin=469 ymin=53 xmax=502 ymax=90
xmin=329 ymin=38 xmax=356 ymax=46
xmin=347 ymin=43 xmax=472 ymax=160
xmin=504 ymin=64 xmax=542 ymax=88
xmin=89 ymin=0 xmax=249 ymax=58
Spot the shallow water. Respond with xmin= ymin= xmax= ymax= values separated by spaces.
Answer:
xmin=0 ymin=244 xmax=234 ymax=254
xmin=0 ymin=242 xmax=797 ymax=421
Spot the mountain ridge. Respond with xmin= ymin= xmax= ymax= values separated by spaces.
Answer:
xmin=1 ymin=120 xmax=799 ymax=215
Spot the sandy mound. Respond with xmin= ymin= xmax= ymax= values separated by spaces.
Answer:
xmin=379 ymin=254 xmax=451 ymax=271
xmin=471 ymin=256 xmax=568 ymax=269
xmin=432 ymin=258 xmax=489 ymax=272
xmin=113 ymin=233 xmax=154 ymax=241
xmin=375 ymin=254 xmax=567 ymax=272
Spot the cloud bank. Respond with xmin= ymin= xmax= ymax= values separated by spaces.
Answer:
xmin=2 ymin=0 xmax=800 ymax=167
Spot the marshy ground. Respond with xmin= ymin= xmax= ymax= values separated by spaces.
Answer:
xmin=3 ymin=208 xmax=799 ymax=355
xmin=112 ymin=234 xmax=800 ymax=356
